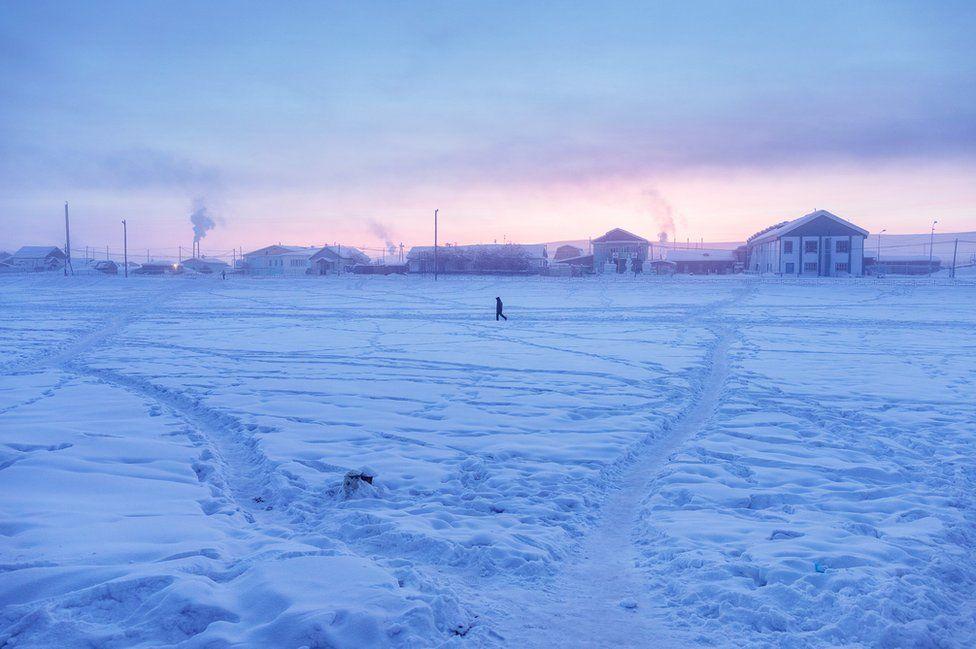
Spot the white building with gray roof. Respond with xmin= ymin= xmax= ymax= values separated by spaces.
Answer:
xmin=746 ymin=210 xmax=868 ymax=277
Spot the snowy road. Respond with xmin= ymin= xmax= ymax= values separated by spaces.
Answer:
xmin=1 ymin=274 xmax=974 ymax=648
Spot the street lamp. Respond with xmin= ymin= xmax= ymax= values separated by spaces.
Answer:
xmin=928 ymin=220 xmax=938 ymax=277
xmin=877 ymin=229 xmax=886 ymax=275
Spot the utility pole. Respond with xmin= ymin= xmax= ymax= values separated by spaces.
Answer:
xmin=179 ymin=245 xmax=182 ymax=264
xmin=105 ymin=245 xmax=109 ymax=260
xmin=928 ymin=220 xmax=938 ymax=277
xmin=877 ymin=229 xmax=886 ymax=275
xmin=122 ymin=220 xmax=128 ymax=278
xmin=951 ymin=238 xmax=958 ymax=279
xmin=434 ymin=208 xmax=439 ymax=281
xmin=64 ymin=202 xmax=73 ymax=276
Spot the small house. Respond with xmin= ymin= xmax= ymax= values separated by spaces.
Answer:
xmin=181 ymin=257 xmax=230 ymax=274
xmin=309 ymin=246 xmax=371 ymax=275
xmin=746 ymin=210 xmax=868 ymax=277
xmin=553 ymin=244 xmax=584 ymax=261
xmin=243 ymin=245 xmax=318 ymax=276
xmin=9 ymin=246 xmax=66 ymax=272
xmin=666 ymin=249 xmax=737 ymax=274
xmin=133 ymin=260 xmax=179 ymax=275
xmin=553 ymin=253 xmax=594 ymax=275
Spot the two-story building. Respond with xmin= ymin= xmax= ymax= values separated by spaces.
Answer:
xmin=746 ymin=210 xmax=868 ymax=277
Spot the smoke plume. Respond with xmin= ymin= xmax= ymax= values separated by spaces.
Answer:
xmin=644 ymin=189 xmax=676 ymax=239
xmin=190 ymin=198 xmax=216 ymax=243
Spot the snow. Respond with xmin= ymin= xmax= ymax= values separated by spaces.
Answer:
xmin=1 ymin=273 xmax=974 ymax=647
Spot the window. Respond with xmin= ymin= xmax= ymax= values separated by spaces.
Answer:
xmin=835 ymin=262 xmax=849 ymax=272
xmin=804 ymin=262 xmax=818 ymax=272
xmin=785 ymin=262 xmax=795 ymax=274
xmin=783 ymin=241 xmax=793 ymax=254
xmin=804 ymin=240 xmax=818 ymax=253
xmin=836 ymin=240 xmax=850 ymax=253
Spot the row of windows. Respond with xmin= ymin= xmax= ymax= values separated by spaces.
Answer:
xmin=265 ymin=258 xmax=309 ymax=267
xmin=784 ymin=262 xmax=851 ymax=273
xmin=782 ymin=239 xmax=851 ymax=254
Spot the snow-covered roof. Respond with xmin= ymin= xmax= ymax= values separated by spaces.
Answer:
xmin=244 ymin=245 xmax=318 ymax=257
xmin=553 ymin=244 xmax=585 ymax=260
xmin=182 ymin=257 xmax=230 ymax=268
xmin=747 ymin=210 xmax=868 ymax=245
xmin=554 ymin=254 xmax=593 ymax=265
xmin=12 ymin=246 xmax=65 ymax=259
xmin=666 ymin=249 xmax=736 ymax=262
xmin=591 ymin=228 xmax=649 ymax=244
xmin=310 ymin=245 xmax=371 ymax=262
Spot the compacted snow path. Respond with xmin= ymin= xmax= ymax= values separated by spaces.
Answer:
xmin=486 ymin=326 xmax=732 ymax=647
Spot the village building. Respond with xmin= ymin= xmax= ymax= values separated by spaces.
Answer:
xmin=309 ymin=246 xmax=371 ymax=275
xmin=666 ymin=248 xmax=737 ymax=274
xmin=133 ymin=260 xmax=179 ymax=275
xmin=864 ymin=254 xmax=941 ymax=276
xmin=406 ymin=243 xmax=548 ymax=274
xmin=552 ymin=253 xmax=594 ymax=275
xmin=591 ymin=229 xmax=650 ymax=273
xmin=76 ymin=259 xmax=118 ymax=275
xmin=9 ymin=246 xmax=67 ymax=272
xmin=181 ymin=257 xmax=231 ymax=274
xmin=243 ymin=245 xmax=318 ymax=276
xmin=746 ymin=210 xmax=868 ymax=277
xmin=553 ymin=244 xmax=584 ymax=261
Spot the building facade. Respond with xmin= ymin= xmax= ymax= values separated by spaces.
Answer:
xmin=746 ymin=210 xmax=868 ymax=277
xmin=591 ymin=229 xmax=649 ymax=273
xmin=406 ymin=244 xmax=548 ymax=274
xmin=9 ymin=246 xmax=66 ymax=272
xmin=243 ymin=245 xmax=318 ymax=276
xmin=309 ymin=246 xmax=371 ymax=275
xmin=666 ymin=249 xmax=737 ymax=274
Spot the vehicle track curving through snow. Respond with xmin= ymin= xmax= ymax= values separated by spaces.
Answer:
xmin=482 ymin=324 xmax=733 ymax=647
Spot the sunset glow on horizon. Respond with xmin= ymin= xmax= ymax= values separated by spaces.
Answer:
xmin=2 ymin=1 xmax=974 ymax=255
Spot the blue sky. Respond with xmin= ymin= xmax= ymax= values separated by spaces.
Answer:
xmin=1 ymin=1 xmax=974 ymax=253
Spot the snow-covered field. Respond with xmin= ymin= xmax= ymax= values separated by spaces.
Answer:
xmin=1 ymin=274 xmax=974 ymax=648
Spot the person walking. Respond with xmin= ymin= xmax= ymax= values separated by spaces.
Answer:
xmin=496 ymin=296 xmax=507 ymax=321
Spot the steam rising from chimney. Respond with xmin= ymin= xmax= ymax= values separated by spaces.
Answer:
xmin=190 ymin=198 xmax=216 ymax=244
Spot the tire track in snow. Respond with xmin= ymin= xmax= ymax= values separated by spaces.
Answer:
xmin=62 ymin=361 xmax=317 ymax=528
xmin=484 ymin=325 xmax=733 ymax=647
xmin=477 ymin=283 xmax=755 ymax=647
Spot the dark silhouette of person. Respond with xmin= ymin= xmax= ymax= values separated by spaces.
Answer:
xmin=496 ymin=297 xmax=507 ymax=321
xmin=221 ymin=270 xmax=226 ymax=280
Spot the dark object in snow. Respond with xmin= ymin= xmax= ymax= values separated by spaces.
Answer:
xmin=342 ymin=467 xmax=377 ymax=498
xmin=495 ymin=297 xmax=507 ymax=321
